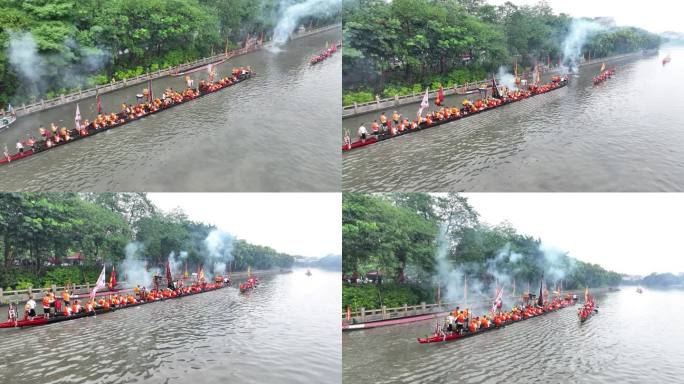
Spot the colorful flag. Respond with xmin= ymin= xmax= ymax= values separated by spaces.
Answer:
xmin=435 ymin=86 xmax=444 ymax=106
xmin=512 ymin=279 xmax=516 ymax=297
xmin=74 ymin=104 xmax=81 ymax=129
xmin=346 ymin=305 xmax=351 ymax=322
xmin=90 ymin=266 xmax=106 ymax=302
xmin=537 ymin=275 xmax=544 ymax=306
xmin=600 ymin=62 xmax=606 ymax=72
xmin=417 ymin=88 xmax=429 ymax=118
xmin=108 ymin=265 xmax=116 ymax=289
xmin=585 ymin=287 xmax=589 ymax=303
xmin=97 ymin=94 xmax=102 ymax=115
xmin=148 ymin=79 xmax=153 ymax=102
xmin=198 ymin=266 xmax=205 ymax=281
xmin=184 ymin=261 xmax=189 ymax=279
xmin=7 ymin=104 xmax=13 ymax=114
xmin=464 ymin=275 xmax=468 ymax=307
xmin=491 ymin=286 xmax=503 ymax=312
xmin=166 ymin=260 xmax=173 ymax=289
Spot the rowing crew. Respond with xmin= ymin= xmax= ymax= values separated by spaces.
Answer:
xmin=310 ymin=42 xmax=341 ymax=64
xmin=345 ymin=77 xmax=568 ymax=147
xmin=3 ymin=67 xmax=253 ymax=161
xmin=593 ymin=69 xmax=615 ymax=85
xmin=239 ymin=277 xmax=259 ymax=292
xmin=433 ymin=299 xmax=568 ymax=338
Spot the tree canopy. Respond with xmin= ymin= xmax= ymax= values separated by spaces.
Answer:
xmin=343 ymin=192 xmax=622 ymax=291
xmin=0 ymin=193 xmax=295 ymax=289
xmin=0 ymin=0 xmax=340 ymax=105
xmin=342 ymin=0 xmax=661 ymax=104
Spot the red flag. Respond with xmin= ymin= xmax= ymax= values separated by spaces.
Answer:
xmin=108 ymin=265 xmax=116 ymax=289
xmin=97 ymin=95 xmax=102 ymax=115
xmin=435 ymin=86 xmax=444 ymax=106
xmin=166 ymin=260 xmax=172 ymax=283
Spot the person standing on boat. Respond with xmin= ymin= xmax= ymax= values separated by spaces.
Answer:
xmin=391 ymin=111 xmax=400 ymax=126
xmin=357 ymin=124 xmax=368 ymax=143
xmin=25 ymin=295 xmax=37 ymax=320
xmin=15 ymin=141 xmax=24 ymax=154
xmin=42 ymin=294 xmax=51 ymax=318
xmin=62 ymin=288 xmax=71 ymax=308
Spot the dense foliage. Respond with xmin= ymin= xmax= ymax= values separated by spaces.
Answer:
xmin=343 ymin=193 xmax=622 ymax=309
xmin=0 ymin=0 xmax=339 ymax=105
xmin=0 ymin=193 xmax=295 ymax=289
xmin=342 ymin=0 xmax=661 ymax=105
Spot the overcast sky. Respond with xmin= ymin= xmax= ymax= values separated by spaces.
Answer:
xmin=486 ymin=0 xmax=683 ymax=33
xmin=464 ymin=193 xmax=684 ymax=275
xmin=148 ymin=193 xmax=341 ymax=258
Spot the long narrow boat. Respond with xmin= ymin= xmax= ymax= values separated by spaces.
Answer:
xmin=342 ymin=78 xmax=569 ymax=152
xmin=417 ymin=299 xmax=573 ymax=344
xmin=1 ymin=72 xmax=254 ymax=167
xmin=310 ymin=42 xmax=342 ymax=65
xmin=0 ymin=283 xmax=229 ymax=329
xmin=578 ymin=300 xmax=596 ymax=323
xmin=239 ymin=276 xmax=259 ymax=293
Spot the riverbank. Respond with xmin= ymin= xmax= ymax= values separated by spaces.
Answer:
xmin=0 ymin=268 xmax=291 ymax=306
xmin=342 ymin=50 xmax=644 ymax=118
xmin=342 ymin=286 xmax=611 ymax=329
xmin=1 ymin=23 xmax=341 ymax=119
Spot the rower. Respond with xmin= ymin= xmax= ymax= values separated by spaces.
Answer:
xmin=370 ymin=120 xmax=380 ymax=134
xmin=357 ymin=124 xmax=368 ymax=143
xmin=343 ymin=129 xmax=351 ymax=150
xmin=25 ymin=295 xmax=37 ymax=320
xmin=16 ymin=141 xmax=24 ymax=153
xmin=391 ymin=111 xmax=400 ymax=125
xmin=134 ymin=285 xmax=141 ymax=299
xmin=379 ymin=112 xmax=388 ymax=133
xmin=72 ymin=300 xmax=82 ymax=314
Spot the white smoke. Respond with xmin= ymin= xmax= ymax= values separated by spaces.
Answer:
xmin=120 ymin=242 xmax=154 ymax=288
xmin=204 ymin=229 xmax=235 ymax=278
xmin=272 ymin=0 xmax=341 ymax=45
xmin=435 ymin=224 xmax=465 ymax=303
xmin=561 ymin=19 xmax=605 ymax=72
xmin=7 ymin=31 xmax=109 ymax=98
xmin=497 ymin=66 xmax=518 ymax=91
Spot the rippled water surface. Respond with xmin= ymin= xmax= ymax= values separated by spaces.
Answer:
xmin=343 ymin=288 xmax=684 ymax=383
xmin=343 ymin=47 xmax=684 ymax=191
xmin=0 ymin=27 xmax=341 ymax=191
xmin=0 ymin=269 xmax=341 ymax=384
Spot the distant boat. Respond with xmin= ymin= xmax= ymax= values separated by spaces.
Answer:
xmin=305 ymin=269 xmax=312 ymax=276
xmin=0 ymin=107 xmax=16 ymax=132
xmin=663 ymin=54 xmax=671 ymax=65
xmin=636 ymin=287 xmax=643 ymax=294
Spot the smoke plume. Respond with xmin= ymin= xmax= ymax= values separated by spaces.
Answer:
xmin=203 ymin=229 xmax=235 ymax=277
xmin=497 ymin=66 xmax=518 ymax=91
xmin=120 ymin=242 xmax=154 ymax=288
xmin=561 ymin=19 xmax=605 ymax=72
xmin=272 ymin=0 xmax=341 ymax=45
xmin=7 ymin=31 xmax=109 ymax=99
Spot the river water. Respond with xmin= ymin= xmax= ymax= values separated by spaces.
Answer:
xmin=0 ymin=27 xmax=341 ymax=192
xmin=0 ymin=268 xmax=341 ymax=384
xmin=342 ymin=46 xmax=684 ymax=191
xmin=343 ymin=288 xmax=684 ymax=383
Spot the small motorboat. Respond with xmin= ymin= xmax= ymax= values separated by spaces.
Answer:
xmin=305 ymin=269 xmax=312 ymax=276
xmin=636 ymin=287 xmax=643 ymax=294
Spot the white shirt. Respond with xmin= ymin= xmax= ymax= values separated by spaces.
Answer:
xmin=447 ymin=315 xmax=454 ymax=324
xmin=358 ymin=125 xmax=368 ymax=136
xmin=16 ymin=142 xmax=23 ymax=150
xmin=26 ymin=299 xmax=36 ymax=310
